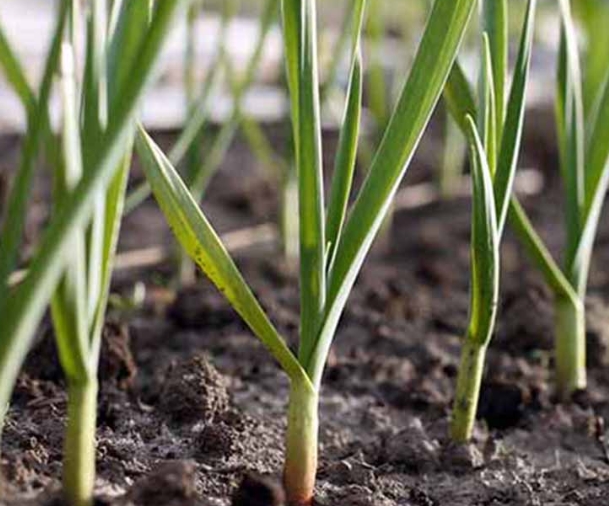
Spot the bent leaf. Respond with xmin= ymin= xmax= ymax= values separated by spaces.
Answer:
xmin=135 ymin=126 xmax=308 ymax=384
xmin=464 ymin=116 xmax=499 ymax=346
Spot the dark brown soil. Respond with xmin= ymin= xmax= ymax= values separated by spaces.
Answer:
xmin=2 ymin=115 xmax=609 ymax=505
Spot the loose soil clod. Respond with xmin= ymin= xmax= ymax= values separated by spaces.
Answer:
xmin=231 ymin=473 xmax=285 ymax=506
xmin=159 ymin=354 xmax=229 ymax=424
xmin=99 ymin=323 xmax=138 ymax=390
xmin=126 ymin=461 xmax=198 ymax=506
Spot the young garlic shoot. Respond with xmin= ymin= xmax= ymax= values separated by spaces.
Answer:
xmin=450 ymin=0 xmax=537 ymax=442
xmin=451 ymin=0 xmax=609 ymax=400
xmin=0 ymin=3 xmax=187 ymax=504
xmin=135 ymin=0 xmax=476 ymax=503
xmin=49 ymin=2 xmax=155 ymax=504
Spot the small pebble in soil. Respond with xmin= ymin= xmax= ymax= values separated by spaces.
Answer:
xmin=232 ymin=473 xmax=285 ymax=506
xmin=159 ymin=354 xmax=229 ymax=424
xmin=99 ymin=322 xmax=137 ymax=389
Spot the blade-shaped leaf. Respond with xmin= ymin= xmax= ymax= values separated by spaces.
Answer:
xmin=571 ymin=70 xmax=609 ymax=296
xmin=0 ymin=24 xmax=35 ymax=112
xmin=494 ymin=0 xmax=536 ymax=237
xmin=282 ymin=0 xmax=326 ymax=360
xmin=509 ymin=197 xmax=577 ymax=301
xmin=0 ymin=0 xmax=186 ymax=431
xmin=325 ymin=51 xmax=362 ymax=274
xmin=0 ymin=0 xmax=70 ymax=298
xmin=482 ymin=0 xmax=507 ymax=140
xmin=574 ymin=0 xmax=609 ymax=113
xmin=464 ymin=116 xmax=499 ymax=346
xmin=478 ymin=33 xmax=497 ymax=175
xmin=90 ymin=151 xmax=131 ymax=365
xmin=366 ymin=0 xmax=388 ymax=129
xmin=584 ymin=68 xmax=609 ymax=212
xmin=444 ymin=60 xmax=477 ymax=135
xmin=107 ymin=0 xmax=153 ymax=105
xmin=50 ymin=40 xmax=90 ymax=381
xmin=325 ymin=0 xmax=366 ymax=275
xmin=319 ymin=0 xmax=356 ymax=102
xmin=556 ymin=0 xmax=585 ymax=270
xmin=281 ymin=0 xmax=300 ymax=146
xmin=135 ymin=126 xmax=308 ymax=383
xmin=82 ymin=0 xmax=111 ymax=326
xmin=307 ymin=0 xmax=477 ymax=386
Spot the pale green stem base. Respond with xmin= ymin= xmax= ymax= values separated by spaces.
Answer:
xmin=450 ymin=341 xmax=487 ymax=443
xmin=63 ymin=380 xmax=98 ymax=506
xmin=555 ymin=297 xmax=586 ymax=400
xmin=284 ymin=381 xmax=318 ymax=506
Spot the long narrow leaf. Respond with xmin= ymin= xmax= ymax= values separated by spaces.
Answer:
xmin=281 ymin=0 xmax=300 ymax=146
xmin=82 ymin=0 xmax=111 ymax=326
xmin=464 ymin=116 xmax=499 ymax=346
xmin=135 ymin=126 xmax=308 ymax=383
xmin=0 ymin=0 xmax=70 ymax=298
xmin=366 ymin=0 xmax=388 ymax=129
xmin=283 ymin=0 xmax=327 ymax=361
xmin=51 ymin=40 xmax=91 ymax=381
xmin=482 ymin=0 xmax=507 ymax=140
xmin=571 ymin=71 xmax=609 ymax=295
xmin=584 ymin=69 xmax=609 ymax=212
xmin=509 ymin=198 xmax=577 ymax=302
xmin=107 ymin=0 xmax=153 ymax=104
xmin=556 ymin=0 xmax=585 ymax=271
xmin=493 ymin=0 xmax=536 ymax=237
xmin=0 ymin=1 xmax=186 ymax=430
xmin=307 ymin=0 xmax=477 ymax=386
xmin=325 ymin=0 xmax=366 ymax=274
xmin=319 ymin=0 xmax=355 ymax=102
xmin=325 ymin=51 xmax=362 ymax=273
xmin=0 ymin=24 xmax=35 ymax=112
xmin=576 ymin=0 xmax=609 ymax=112
xmin=478 ymin=34 xmax=497 ymax=175
xmin=444 ymin=60 xmax=477 ymax=136
xmin=90 ymin=151 xmax=131 ymax=365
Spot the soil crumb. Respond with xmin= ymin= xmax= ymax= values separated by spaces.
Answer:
xmin=159 ymin=354 xmax=229 ymax=424
xmin=231 ymin=473 xmax=285 ymax=506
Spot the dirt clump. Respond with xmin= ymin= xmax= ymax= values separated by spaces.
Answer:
xmin=159 ymin=354 xmax=229 ymax=424
xmin=231 ymin=473 xmax=285 ymax=506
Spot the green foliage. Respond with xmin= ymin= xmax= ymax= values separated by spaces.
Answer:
xmin=451 ymin=0 xmax=537 ymax=442
xmin=137 ymin=0 xmax=475 ymax=499
xmin=0 ymin=4 xmax=188 ymax=505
